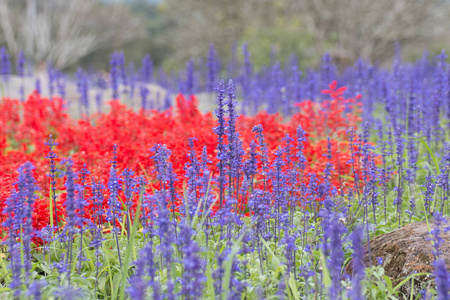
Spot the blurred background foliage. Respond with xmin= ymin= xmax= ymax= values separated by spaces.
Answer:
xmin=0 ymin=0 xmax=448 ymax=72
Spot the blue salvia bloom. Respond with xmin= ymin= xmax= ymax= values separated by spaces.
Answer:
xmin=433 ymin=50 xmax=448 ymax=129
xmin=323 ymin=137 xmax=334 ymax=178
xmin=140 ymin=85 xmax=149 ymax=110
xmin=166 ymin=162 xmax=178 ymax=226
xmin=306 ymin=69 xmax=318 ymax=101
xmin=76 ymin=68 xmax=89 ymax=116
xmin=90 ymin=179 xmax=106 ymax=229
xmin=122 ymin=168 xmax=138 ymax=211
xmin=36 ymin=225 xmax=54 ymax=260
xmin=429 ymin=212 xmax=450 ymax=260
xmin=199 ymin=145 xmax=212 ymax=197
xmin=127 ymin=242 xmax=161 ymax=300
xmin=57 ymin=71 xmax=67 ymax=100
xmin=16 ymin=50 xmax=25 ymax=77
xmin=27 ymin=280 xmax=47 ymax=300
xmin=35 ymin=78 xmax=41 ymax=94
xmin=252 ymin=124 xmax=269 ymax=190
xmin=276 ymin=275 xmax=286 ymax=300
xmin=128 ymin=63 xmax=136 ymax=100
xmin=393 ymin=125 xmax=405 ymax=222
xmin=213 ymin=247 xmax=244 ymax=298
xmin=53 ymin=285 xmax=85 ymax=300
xmin=62 ymin=159 xmax=78 ymax=237
xmin=185 ymin=137 xmax=201 ymax=201
xmin=327 ymin=213 xmax=346 ymax=300
xmin=107 ymin=145 xmax=123 ymax=268
xmin=17 ymin=162 xmax=39 ymax=285
xmin=213 ymin=80 xmax=227 ymax=208
xmin=272 ymin=146 xmax=287 ymax=231
xmin=179 ymin=222 xmax=206 ymax=299
xmin=141 ymin=194 xmax=156 ymax=237
xmin=434 ymin=259 xmax=450 ymax=300
xmin=291 ymin=62 xmax=302 ymax=104
xmin=3 ymin=189 xmax=23 ymax=297
xmin=296 ymin=125 xmax=308 ymax=172
xmin=280 ymin=225 xmax=297 ymax=274
xmin=117 ymin=52 xmax=127 ymax=95
xmin=89 ymin=179 xmax=105 ymax=298
xmin=227 ymin=252 xmax=245 ymax=299
xmin=423 ymin=174 xmax=436 ymax=213
xmin=163 ymin=91 xmax=172 ymax=110
xmin=348 ymin=226 xmax=366 ymax=300
xmin=74 ymin=183 xmax=88 ymax=274
xmin=95 ymin=91 xmax=102 ymax=113
xmin=141 ymin=54 xmax=153 ymax=83
xmin=440 ymin=143 xmax=450 ymax=211
xmin=110 ymin=51 xmax=120 ymax=99
xmin=0 ymin=47 xmax=10 ymax=82
xmin=45 ymin=134 xmax=60 ymax=231
xmin=186 ymin=58 xmax=195 ymax=95
xmin=243 ymin=140 xmax=258 ymax=186
xmin=122 ymin=168 xmax=138 ymax=239
xmin=150 ymin=143 xmax=172 ymax=185
xmin=107 ymin=165 xmax=122 ymax=230
xmin=283 ymin=134 xmax=298 ymax=217
xmin=80 ymin=163 xmax=90 ymax=189
xmin=127 ymin=244 xmax=151 ymax=300
xmin=213 ymin=249 xmax=227 ymax=295
xmin=155 ymin=190 xmax=175 ymax=300
xmin=61 ymin=159 xmax=78 ymax=285
xmin=16 ymin=50 xmax=25 ymax=101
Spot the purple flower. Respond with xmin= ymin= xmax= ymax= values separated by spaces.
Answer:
xmin=122 ymin=168 xmax=138 ymax=238
xmin=76 ymin=68 xmax=89 ymax=116
xmin=434 ymin=259 xmax=450 ymax=300
xmin=57 ymin=71 xmax=67 ymax=100
xmin=423 ymin=174 xmax=436 ymax=213
xmin=252 ymin=124 xmax=269 ymax=190
xmin=140 ymin=85 xmax=149 ymax=110
xmin=62 ymin=159 xmax=78 ymax=237
xmin=320 ymin=211 xmax=346 ymax=299
xmin=179 ymin=222 xmax=206 ymax=299
xmin=348 ymin=226 xmax=365 ymax=300
xmin=53 ymin=285 xmax=85 ymax=300
xmin=27 ymin=280 xmax=47 ymax=300
xmin=225 ymin=79 xmax=241 ymax=189
xmin=213 ymin=80 xmax=227 ymax=208
xmin=110 ymin=51 xmax=120 ymax=99
xmin=0 ymin=47 xmax=10 ymax=82
xmin=141 ymin=54 xmax=153 ymax=83
xmin=429 ymin=212 xmax=450 ymax=260
xmin=127 ymin=241 xmax=160 ymax=300
xmin=45 ymin=134 xmax=60 ymax=232
xmin=16 ymin=50 xmax=25 ymax=77
xmin=185 ymin=58 xmax=195 ymax=95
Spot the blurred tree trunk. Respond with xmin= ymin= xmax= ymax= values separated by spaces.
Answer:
xmin=290 ymin=0 xmax=448 ymax=65
xmin=0 ymin=0 xmax=145 ymax=69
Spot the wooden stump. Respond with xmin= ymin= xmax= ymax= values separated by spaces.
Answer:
xmin=348 ymin=219 xmax=450 ymax=297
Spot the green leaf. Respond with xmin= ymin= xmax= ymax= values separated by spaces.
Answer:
xmin=288 ymin=273 xmax=300 ymax=300
xmin=319 ymin=250 xmax=331 ymax=288
xmin=119 ymin=192 xmax=143 ymax=300
xmin=412 ymin=137 xmax=440 ymax=175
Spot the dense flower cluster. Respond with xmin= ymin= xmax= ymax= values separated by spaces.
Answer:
xmin=1 ymin=44 xmax=450 ymax=299
xmin=0 ymin=82 xmax=361 ymax=235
